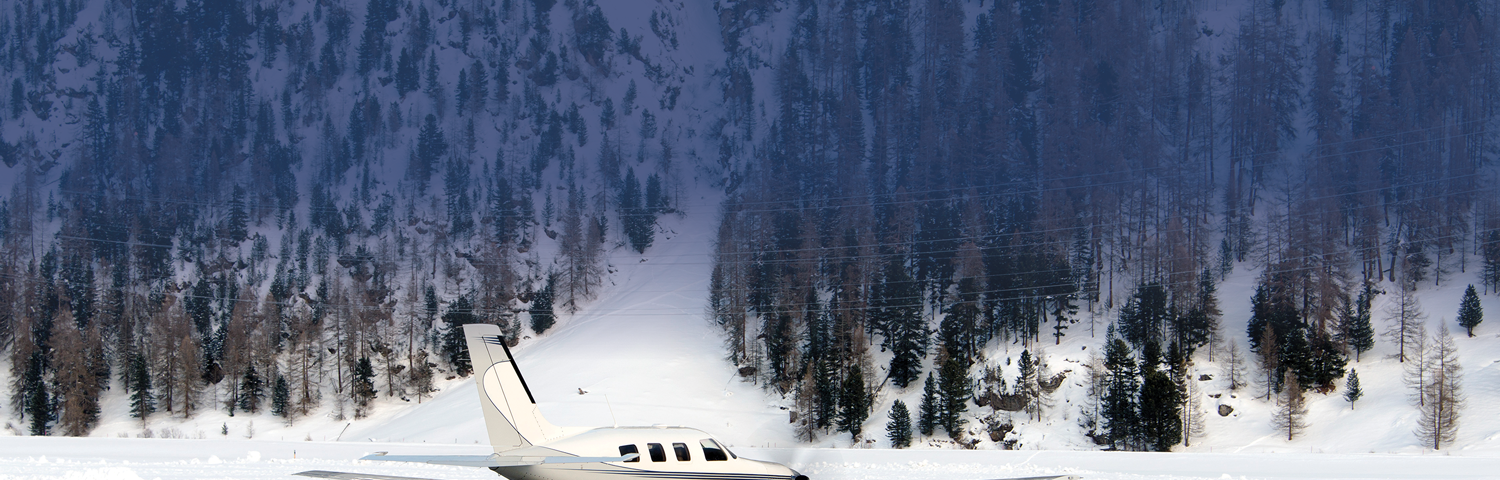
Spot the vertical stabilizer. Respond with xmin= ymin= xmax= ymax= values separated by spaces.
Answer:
xmin=463 ymin=324 xmax=565 ymax=452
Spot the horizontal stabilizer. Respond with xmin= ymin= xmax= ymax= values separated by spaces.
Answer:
xmin=984 ymin=476 xmax=1082 ymax=480
xmin=294 ymin=470 xmax=446 ymax=480
xmin=359 ymin=452 xmax=639 ymax=467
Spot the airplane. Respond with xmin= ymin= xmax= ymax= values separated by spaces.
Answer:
xmin=295 ymin=324 xmax=1080 ymax=480
xmin=296 ymin=323 xmax=809 ymax=480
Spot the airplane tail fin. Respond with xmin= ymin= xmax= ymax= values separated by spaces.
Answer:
xmin=463 ymin=324 xmax=565 ymax=453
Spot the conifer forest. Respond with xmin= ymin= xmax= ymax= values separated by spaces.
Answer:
xmin=0 ymin=0 xmax=1495 ymax=452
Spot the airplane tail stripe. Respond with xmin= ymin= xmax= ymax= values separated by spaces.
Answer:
xmin=497 ymin=338 xmax=537 ymax=404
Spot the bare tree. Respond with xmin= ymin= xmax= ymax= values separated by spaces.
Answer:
xmin=1271 ymin=369 xmax=1307 ymax=441
xmin=1401 ymin=321 xmax=1430 ymax=407
xmin=1416 ymin=326 xmax=1463 ymax=450
xmin=52 ymin=317 xmax=102 ymax=436
xmin=1225 ymin=340 xmax=1248 ymax=391
xmin=1384 ymin=286 xmax=1426 ymax=362
xmin=1182 ymin=370 xmax=1207 ymax=446
xmin=1256 ymin=324 xmax=1279 ymax=400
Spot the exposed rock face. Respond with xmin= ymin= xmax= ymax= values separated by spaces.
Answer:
xmin=1218 ymin=404 xmax=1234 ymax=417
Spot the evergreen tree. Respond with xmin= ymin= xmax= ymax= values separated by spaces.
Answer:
xmin=1343 ymin=370 xmax=1362 ymax=410
xmin=1118 ymin=282 xmax=1171 ymax=349
xmin=441 ymin=296 xmax=475 ymax=376
xmin=23 ymin=352 xmax=52 ymax=436
xmin=620 ymin=169 xmax=653 ymax=253
xmin=876 ymin=257 xmax=927 ymax=388
xmin=599 ymin=98 xmax=616 ymax=129
xmin=1484 ymin=231 xmax=1500 ymax=293
xmin=1016 ymin=349 xmax=1038 ymax=415
xmin=127 ymin=351 xmax=155 ymax=421
xmin=352 ymin=357 xmax=377 ymax=416
xmin=395 ymin=48 xmax=419 ymax=96
xmin=645 ymin=174 xmax=663 ymax=213
xmin=623 ymin=80 xmax=637 ymax=115
xmin=237 ymin=365 xmax=264 ymax=414
xmin=836 ymin=364 xmax=869 ymax=439
xmin=271 ymin=373 xmax=290 ymax=419
xmin=917 ymin=374 xmax=939 ymax=436
xmin=1137 ymin=365 xmax=1182 ymax=451
xmin=412 ymin=114 xmax=447 ymax=192
xmin=530 ymin=274 xmax=557 ymax=334
xmin=1338 ymin=283 xmax=1377 ymax=362
xmin=1303 ymin=331 xmax=1347 ymax=392
xmin=1457 ymin=284 xmax=1482 ymax=337
xmin=936 ymin=355 xmax=971 ymax=439
xmin=885 ymin=399 xmax=912 ymax=448
xmin=1102 ymin=336 xmax=1139 ymax=450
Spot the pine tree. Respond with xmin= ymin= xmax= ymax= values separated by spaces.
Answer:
xmin=1343 ymin=370 xmax=1362 ymax=410
xmin=23 ymin=351 xmax=52 ymax=436
xmin=1102 ymin=336 xmax=1139 ymax=450
xmin=623 ymin=80 xmax=637 ymax=116
xmin=1138 ymin=368 xmax=1181 ymax=451
xmin=352 ymin=357 xmax=377 ymax=417
xmin=530 ymin=274 xmax=557 ymax=334
xmin=395 ymin=48 xmax=419 ymax=96
xmin=876 ymin=257 xmax=927 ymax=388
xmin=271 ymin=373 xmax=290 ymax=419
xmin=1457 ymin=285 xmax=1482 ymax=337
xmin=885 ymin=399 xmax=912 ymax=448
xmin=1016 ymin=350 xmax=1038 ymax=417
xmin=1339 ymin=283 xmax=1377 ymax=362
xmin=620 ymin=169 xmax=653 ymax=253
xmin=127 ymin=351 xmax=155 ymax=422
xmin=936 ymin=355 xmax=971 ymax=439
xmin=836 ymin=364 xmax=869 ymax=439
xmin=441 ymin=296 xmax=475 ymax=376
xmin=237 ymin=365 xmax=264 ymax=414
xmin=411 ymin=114 xmax=447 ymax=192
xmin=917 ymin=374 xmax=939 ymax=437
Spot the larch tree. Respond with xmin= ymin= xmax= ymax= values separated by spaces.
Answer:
xmin=1384 ymin=286 xmax=1426 ymax=363
xmin=1416 ymin=326 xmax=1463 ymax=450
xmin=1271 ymin=369 xmax=1307 ymax=441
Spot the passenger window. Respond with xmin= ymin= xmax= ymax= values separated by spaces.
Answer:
xmin=647 ymin=443 xmax=666 ymax=462
xmin=673 ymin=443 xmax=691 ymax=462
xmin=618 ymin=444 xmax=640 ymax=462
xmin=699 ymin=439 xmax=728 ymax=461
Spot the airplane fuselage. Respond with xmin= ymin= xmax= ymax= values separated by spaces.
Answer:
xmin=491 ymin=426 xmax=803 ymax=480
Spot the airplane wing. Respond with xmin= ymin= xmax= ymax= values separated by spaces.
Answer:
xmin=986 ymin=476 xmax=1082 ymax=480
xmin=294 ymin=471 xmax=447 ymax=480
xmin=358 ymin=452 xmax=640 ymax=467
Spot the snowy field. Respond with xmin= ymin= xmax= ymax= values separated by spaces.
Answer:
xmin=0 ymin=436 xmax=1492 ymax=480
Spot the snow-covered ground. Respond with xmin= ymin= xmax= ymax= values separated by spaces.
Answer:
xmin=0 ymin=436 xmax=1492 ymax=480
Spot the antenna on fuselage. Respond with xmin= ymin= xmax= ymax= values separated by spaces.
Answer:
xmin=603 ymin=394 xmax=619 ymax=428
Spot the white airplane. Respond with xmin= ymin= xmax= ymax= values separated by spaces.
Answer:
xmin=295 ymin=324 xmax=1079 ymax=480
xmin=296 ymin=323 xmax=809 ymax=480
